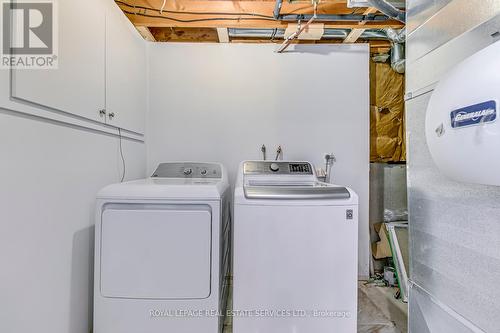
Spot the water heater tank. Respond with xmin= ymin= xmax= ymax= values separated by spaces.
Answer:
xmin=425 ymin=40 xmax=500 ymax=186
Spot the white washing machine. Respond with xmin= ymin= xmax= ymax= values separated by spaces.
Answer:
xmin=233 ymin=161 xmax=358 ymax=333
xmin=94 ymin=162 xmax=231 ymax=333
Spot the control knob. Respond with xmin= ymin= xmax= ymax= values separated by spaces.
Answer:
xmin=183 ymin=168 xmax=193 ymax=176
xmin=270 ymin=163 xmax=280 ymax=172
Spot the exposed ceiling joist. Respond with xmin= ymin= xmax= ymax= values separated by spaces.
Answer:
xmin=344 ymin=29 xmax=365 ymax=43
xmin=119 ymin=0 xmax=357 ymax=18
xmin=343 ymin=7 xmax=378 ymax=43
xmin=227 ymin=38 xmax=391 ymax=50
xmin=120 ymin=0 xmax=404 ymax=50
xmin=150 ymin=27 xmax=219 ymax=42
xmin=136 ymin=26 xmax=156 ymax=41
xmin=360 ymin=6 xmax=380 ymax=17
xmin=117 ymin=0 xmax=404 ymax=29
xmin=149 ymin=26 xmax=392 ymax=52
xmin=129 ymin=17 xmax=402 ymax=29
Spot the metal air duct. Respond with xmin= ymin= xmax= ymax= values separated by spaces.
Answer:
xmin=366 ymin=0 xmax=406 ymax=23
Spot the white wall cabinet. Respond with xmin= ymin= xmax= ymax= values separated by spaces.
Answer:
xmin=10 ymin=0 xmax=146 ymax=134
xmin=105 ymin=4 xmax=147 ymax=134
xmin=11 ymin=0 xmax=106 ymax=123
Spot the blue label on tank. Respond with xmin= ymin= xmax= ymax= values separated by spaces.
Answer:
xmin=450 ymin=100 xmax=497 ymax=128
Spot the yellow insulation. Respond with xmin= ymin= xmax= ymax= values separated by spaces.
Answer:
xmin=370 ymin=61 xmax=406 ymax=162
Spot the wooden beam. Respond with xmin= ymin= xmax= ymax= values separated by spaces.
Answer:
xmin=146 ymin=26 xmax=392 ymax=49
xmin=343 ymin=8 xmax=379 ymax=44
xmin=361 ymin=7 xmax=379 ymax=18
xmin=136 ymin=26 xmax=156 ymax=41
xmin=127 ymin=15 xmax=403 ymax=29
xmin=344 ymin=29 xmax=365 ymax=43
xmin=228 ymin=38 xmax=390 ymax=52
xmin=117 ymin=0 xmax=355 ymax=17
xmin=150 ymin=27 xmax=219 ymax=42
xmin=117 ymin=0 xmax=404 ymax=29
xmin=216 ymin=28 xmax=230 ymax=43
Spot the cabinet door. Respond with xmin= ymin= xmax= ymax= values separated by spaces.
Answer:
xmin=11 ymin=0 xmax=106 ymax=122
xmin=105 ymin=4 xmax=147 ymax=134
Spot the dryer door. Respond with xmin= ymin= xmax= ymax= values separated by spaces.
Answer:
xmin=100 ymin=204 xmax=212 ymax=299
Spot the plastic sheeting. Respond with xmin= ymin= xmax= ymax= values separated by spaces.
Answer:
xmin=370 ymin=61 xmax=406 ymax=162
xmin=384 ymin=208 xmax=408 ymax=222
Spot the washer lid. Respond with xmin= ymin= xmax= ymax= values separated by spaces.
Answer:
xmin=244 ymin=182 xmax=351 ymax=200
xmin=235 ymin=161 xmax=358 ymax=205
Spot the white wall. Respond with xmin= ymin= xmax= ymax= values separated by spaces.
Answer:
xmin=0 ymin=111 xmax=146 ymax=333
xmin=147 ymin=43 xmax=370 ymax=277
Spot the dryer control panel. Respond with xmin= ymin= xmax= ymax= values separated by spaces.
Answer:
xmin=243 ymin=161 xmax=314 ymax=175
xmin=152 ymin=163 xmax=222 ymax=178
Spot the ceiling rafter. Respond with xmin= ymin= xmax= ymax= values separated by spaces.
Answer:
xmin=117 ymin=0 xmax=404 ymax=51
xmin=344 ymin=7 xmax=378 ymax=43
xmin=117 ymin=0 xmax=403 ymax=29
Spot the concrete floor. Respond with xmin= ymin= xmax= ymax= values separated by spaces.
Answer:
xmin=223 ymin=281 xmax=407 ymax=333
xmin=358 ymin=282 xmax=407 ymax=333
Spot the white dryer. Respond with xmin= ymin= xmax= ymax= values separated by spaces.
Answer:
xmin=233 ymin=161 xmax=358 ymax=333
xmin=94 ymin=162 xmax=231 ymax=333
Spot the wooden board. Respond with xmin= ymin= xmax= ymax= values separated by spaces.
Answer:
xmin=116 ymin=0 xmax=404 ymax=29
xmin=344 ymin=29 xmax=365 ymax=43
xmin=343 ymin=7 xmax=379 ymax=43
xmin=116 ymin=0 xmax=403 ymax=48
xmin=147 ymin=26 xmax=392 ymax=52
xmin=136 ymin=26 xmax=156 ymax=41
xmin=150 ymin=27 xmax=219 ymax=42
xmin=118 ymin=0 xmax=361 ymax=17
xmin=217 ymin=28 xmax=230 ymax=43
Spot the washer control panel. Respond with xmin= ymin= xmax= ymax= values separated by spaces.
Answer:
xmin=152 ymin=163 xmax=222 ymax=178
xmin=244 ymin=161 xmax=314 ymax=175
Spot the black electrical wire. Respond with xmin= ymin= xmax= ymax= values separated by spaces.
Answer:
xmin=118 ymin=128 xmax=126 ymax=183
xmin=120 ymin=9 xmax=277 ymax=23
xmin=116 ymin=0 xmax=382 ymax=24
xmin=116 ymin=0 xmax=275 ymax=19
xmin=270 ymin=28 xmax=277 ymax=41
